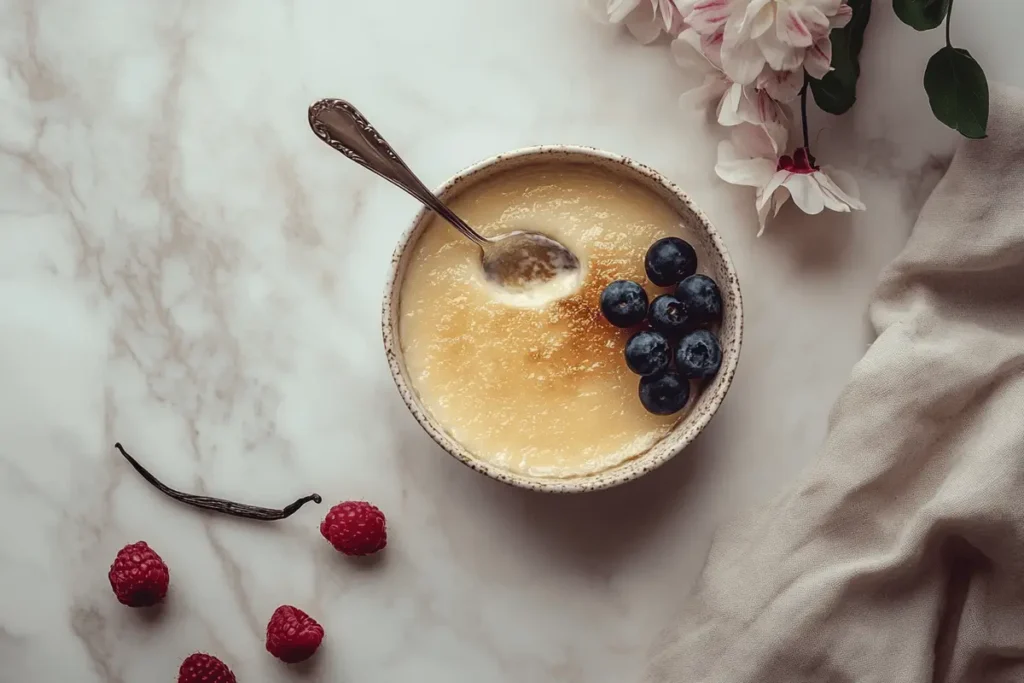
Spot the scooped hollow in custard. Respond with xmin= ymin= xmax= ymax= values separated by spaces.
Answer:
xmin=398 ymin=163 xmax=703 ymax=479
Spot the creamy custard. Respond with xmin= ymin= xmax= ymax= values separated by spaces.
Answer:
xmin=399 ymin=163 xmax=699 ymax=478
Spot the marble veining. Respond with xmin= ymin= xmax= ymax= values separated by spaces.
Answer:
xmin=1 ymin=0 xmax=1021 ymax=681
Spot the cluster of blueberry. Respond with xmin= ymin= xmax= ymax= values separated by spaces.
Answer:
xmin=599 ymin=237 xmax=724 ymax=416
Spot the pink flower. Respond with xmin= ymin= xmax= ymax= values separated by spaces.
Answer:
xmin=672 ymin=28 xmax=730 ymax=107
xmin=766 ymin=147 xmax=864 ymax=219
xmin=673 ymin=28 xmax=797 ymax=153
xmin=715 ymin=124 xmax=864 ymax=233
xmin=676 ymin=0 xmax=733 ymax=35
xmin=755 ymin=67 xmax=803 ymax=102
xmin=679 ymin=0 xmax=852 ymax=84
xmin=588 ymin=0 xmax=686 ymax=43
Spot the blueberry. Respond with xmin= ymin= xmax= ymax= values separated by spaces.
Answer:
xmin=675 ymin=274 xmax=722 ymax=324
xmin=675 ymin=329 xmax=722 ymax=379
xmin=648 ymin=294 xmax=690 ymax=335
xmin=645 ymin=237 xmax=698 ymax=287
xmin=600 ymin=280 xmax=648 ymax=328
xmin=639 ymin=372 xmax=690 ymax=415
xmin=624 ymin=330 xmax=671 ymax=376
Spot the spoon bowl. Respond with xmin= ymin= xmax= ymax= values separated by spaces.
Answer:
xmin=308 ymin=99 xmax=580 ymax=293
xmin=481 ymin=230 xmax=581 ymax=290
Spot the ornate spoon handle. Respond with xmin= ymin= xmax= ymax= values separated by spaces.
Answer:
xmin=307 ymin=99 xmax=488 ymax=246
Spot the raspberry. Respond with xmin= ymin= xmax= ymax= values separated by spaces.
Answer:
xmin=108 ymin=541 xmax=169 ymax=607
xmin=320 ymin=501 xmax=387 ymax=555
xmin=177 ymin=653 xmax=236 ymax=683
xmin=265 ymin=605 xmax=325 ymax=663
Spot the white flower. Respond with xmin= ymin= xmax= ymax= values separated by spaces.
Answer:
xmin=714 ymin=74 xmax=797 ymax=151
xmin=679 ymin=0 xmax=852 ymax=84
xmin=755 ymin=67 xmax=803 ymax=102
xmin=715 ymin=124 xmax=864 ymax=233
xmin=672 ymin=29 xmax=729 ymax=108
xmin=675 ymin=0 xmax=732 ymax=35
xmin=587 ymin=0 xmax=685 ymax=43
xmin=672 ymin=28 xmax=797 ymax=153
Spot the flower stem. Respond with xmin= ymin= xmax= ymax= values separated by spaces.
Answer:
xmin=800 ymin=73 xmax=810 ymax=152
xmin=945 ymin=0 xmax=953 ymax=47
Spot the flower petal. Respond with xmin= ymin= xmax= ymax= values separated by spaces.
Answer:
xmin=742 ymin=0 xmax=775 ymax=39
xmin=608 ymin=0 xmax=644 ymax=23
xmin=758 ymin=170 xmax=788 ymax=208
xmin=702 ymin=29 xmax=726 ymax=68
xmin=782 ymin=173 xmax=826 ymax=215
xmin=672 ymin=29 xmax=705 ymax=66
xmin=772 ymin=187 xmax=791 ymax=216
xmin=625 ymin=1 xmax=664 ymax=43
xmin=753 ymin=88 xmax=787 ymax=126
xmin=627 ymin=19 xmax=664 ymax=42
xmin=818 ymin=167 xmax=867 ymax=211
xmin=732 ymin=122 xmax=779 ymax=159
xmin=658 ymin=0 xmax=672 ymax=28
xmin=814 ymin=178 xmax=856 ymax=212
xmin=684 ymin=0 xmax=732 ymax=35
xmin=758 ymin=67 xmax=803 ymax=102
xmin=722 ymin=17 xmax=767 ymax=84
xmin=726 ymin=86 xmax=789 ymax=151
xmin=716 ymin=82 xmax=746 ymax=126
xmin=754 ymin=183 xmax=787 ymax=234
xmin=679 ymin=76 xmax=730 ymax=111
xmin=830 ymin=2 xmax=853 ymax=29
xmin=761 ymin=119 xmax=789 ymax=155
xmin=757 ymin=29 xmax=804 ymax=72
xmin=803 ymin=6 xmax=832 ymax=39
xmin=715 ymin=154 xmax=777 ymax=189
xmin=826 ymin=167 xmax=862 ymax=197
xmin=776 ymin=5 xmax=815 ymax=48
xmin=716 ymin=158 xmax=776 ymax=187
xmin=757 ymin=196 xmax=772 ymax=233
xmin=803 ymin=36 xmax=832 ymax=80
xmin=672 ymin=28 xmax=724 ymax=73
xmin=659 ymin=0 xmax=685 ymax=32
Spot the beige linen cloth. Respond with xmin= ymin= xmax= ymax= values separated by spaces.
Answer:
xmin=644 ymin=86 xmax=1024 ymax=683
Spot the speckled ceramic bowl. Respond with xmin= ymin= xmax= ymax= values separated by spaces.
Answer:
xmin=382 ymin=146 xmax=742 ymax=493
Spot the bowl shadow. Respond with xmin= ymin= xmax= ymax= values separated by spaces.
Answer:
xmin=385 ymin=387 xmax=721 ymax=574
xmin=480 ymin=431 xmax=713 ymax=572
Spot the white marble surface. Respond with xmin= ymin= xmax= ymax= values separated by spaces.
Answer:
xmin=1 ymin=1 xmax=1021 ymax=681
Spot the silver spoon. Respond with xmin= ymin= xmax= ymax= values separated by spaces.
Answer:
xmin=308 ymin=99 xmax=580 ymax=291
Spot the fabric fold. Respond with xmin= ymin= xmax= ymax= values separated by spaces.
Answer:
xmin=643 ymin=85 xmax=1024 ymax=683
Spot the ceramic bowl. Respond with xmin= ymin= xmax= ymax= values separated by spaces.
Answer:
xmin=382 ymin=146 xmax=742 ymax=493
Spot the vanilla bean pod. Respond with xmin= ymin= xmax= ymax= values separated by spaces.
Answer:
xmin=114 ymin=443 xmax=321 ymax=520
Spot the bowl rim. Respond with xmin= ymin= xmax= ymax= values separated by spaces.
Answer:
xmin=381 ymin=144 xmax=743 ymax=493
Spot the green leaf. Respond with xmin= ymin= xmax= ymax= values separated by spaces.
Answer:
xmin=809 ymin=0 xmax=872 ymax=115
xmin=893 ymin=0 xmax=950 ymax=31
xmin=923 ymin=46 xmax=989 ymax=139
